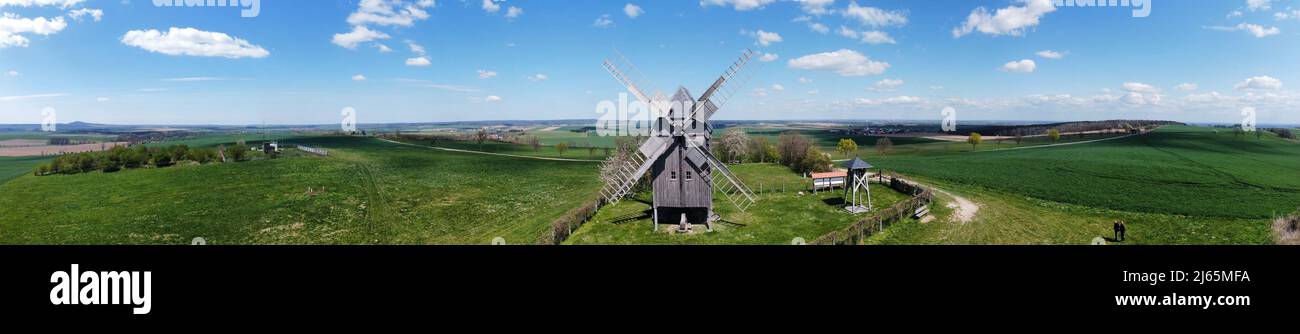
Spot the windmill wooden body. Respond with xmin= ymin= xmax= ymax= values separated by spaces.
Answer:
xmin=599 ymin=49 xmax=761 ymax=232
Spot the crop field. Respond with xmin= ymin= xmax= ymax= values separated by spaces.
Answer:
xmin=0 ymin=136 xmax=602 ymax=245
xmin=566 ymin=163 xmax=914 ymax=245
xmin=0 ymin=156 xmax=51 ymax=183
xmin=870 ymin=126 xmax=1299 ymax=219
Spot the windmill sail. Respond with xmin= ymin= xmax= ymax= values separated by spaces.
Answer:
xmin=683 ymin=134 xmax=756 ymax=212
xmin=687 ymin=49 xmax=760 ymax=122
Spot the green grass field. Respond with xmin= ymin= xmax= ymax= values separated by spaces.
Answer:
xmin=566 ymin=163 xmax=914 ymax=245
xmin=0 ymin=156 xmax=51 ymax=183
xmin=0 ymin=136 xmax=602 ymax=245
xmin=872 ymin=126 xmax=1299 ymax=219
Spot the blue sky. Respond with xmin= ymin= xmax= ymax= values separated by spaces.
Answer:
xmin=1 ymin=0 xmax=1297 ymax=125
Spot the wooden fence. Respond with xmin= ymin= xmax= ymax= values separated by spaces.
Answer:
xmin=809 ymin=176 xmax=933 ymax=245
xmin=297 ymin=145 xmax=329 ymax=156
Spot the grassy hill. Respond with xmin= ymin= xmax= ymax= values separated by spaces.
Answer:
xmin=872 ymin=126 xmax=1300 ymax=219
xmin=0 ymin=156 xmax=51 ymax=183
xmin=0 ymin=136 xmax=602 ymax=245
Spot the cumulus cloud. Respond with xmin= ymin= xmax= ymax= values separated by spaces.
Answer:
xmin=1206 ymin=23 xmax=1280 ymax=38
xmin=798 ymin=0 xmax=834 ymax=15
xmin=754 ymin=29 xmax=782 ymax=46
xmin=953 ymin=0 xmax=1056 ymax=38
xmin=352 ymin=74 xmax=367 ymax=81
xmin=808 ymin=22 xmax=829 ymax=34
xmin=593 ymin=14 xmax=614 ymax=28
xmin=758 ymin=53 xmax=779 ymax=62
xmin=505 ymin=6 xmax=523 ymax=19
xmin=121 ymin=27 xmax=269 ymax=59
xmin=528 ymin=73 xmax=548 ymax=82
xmin=346 ymin=0 xmax=434 ymax=27
xmin=1123 ymin=82 xmax=1160 ymax=94
xmin=842 ymin=1 xmax=907 ymax=28
xmin=1236 ymin=76 xmax=1282 ymax=90
xmin=0 ymin=13 xmax=68 ymax=48
xmin=624 ymin=3 xmax=643 ymax=18
xmin=332 ymin=25 xmax=390 ymax=49
xmin=484 ymin=95 xmax=502 ymax=102
xmin=4 ymin=70 xmax=16 ymax=76
xmin=1000 ymin=59 xmax=1036 ymax=73
xmin=837 ymin=26 xmax=894 ymax=44
xmin=481 ymin=0 xmax=500 ymax=13
xmin=405 ymin=56 xmax=431 ymax=66
xmin=699 ymin=0 xmax=775 ymax=11
xmin=856 ymin=95 xmax=925 ymax=106
xmin=376 ymin=43 xmax=393 ymax=52
xmin=66 ymin=8 xmax=102 ymax=22
xmin=788 ymin=49 xmax=889 ymax=77
xmin=1247 ymin=0 xmax=1272 ymax=11
xmin=1176 ymin=83 xmax=1198 ymax=91
xmin=1035 ymin=50 xmax=1065 ymax=59
xmin=477 ymin=69 xmax=497 ymax=79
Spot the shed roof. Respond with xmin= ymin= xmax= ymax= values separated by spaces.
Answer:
xmin=811 ymin=171 xmax=847 ymax=179
xmin=843 ymin=157 xmax=873 ymax=170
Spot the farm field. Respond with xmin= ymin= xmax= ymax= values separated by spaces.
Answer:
xmin=871 ymin=126 xmax=1300 ymax=219
xmin=0 ymin=136 xmax=602 ymax=245
xmin=0 ymin=156 xmax=51 ymax=183
xmin=565 ymin=163 xmax=915 ymax=245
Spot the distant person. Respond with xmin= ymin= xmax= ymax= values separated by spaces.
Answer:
xmin=1113 ymin=221 xmax=1122 ymax=242
xmin=1118 ymin=221 xmax=1127 ymax=241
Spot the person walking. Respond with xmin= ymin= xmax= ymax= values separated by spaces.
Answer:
xmin=1113 ymin=221 xmax=1122 ymax=241
xmin=1118 ymin=221 xmax=1127 ymax=242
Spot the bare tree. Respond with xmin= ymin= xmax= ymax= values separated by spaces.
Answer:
xmin=777 ymin=131 xmax=812 ymax=171
xmin=875 ymin=137 xmax=893 ymax=155
xmin=528 ymin=136 xmax=541 ymax=152
xmin=475 ymin=128 xmax=488 ymax=151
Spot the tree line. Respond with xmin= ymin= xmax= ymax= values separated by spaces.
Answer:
xmin=716 ymin=130 xmax=834 ymax=174
xmin=34 ymin=143 xmax=253 ymax=176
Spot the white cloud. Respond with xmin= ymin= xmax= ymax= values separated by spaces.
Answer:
xmin=406 ymin=40 xmax=425 ymax=55
xmin=1275 ymin=9 xmax=1300 ymax=20
xmin=758 ymin=53 xmax=778 ymax=62
xmin=481 ymin=0 xmax=500 ymax=13
xmin=870 ymin=78 xmax=903 ymax=91
xmin=4 ymin=70 xmax=15 ymax=76
xmin=953 ymin=0 xmax=1056 ymax=38
xmin=484 ymin=95 xmax=502 ymax=102
xmin=121 ymin=27 xmax=269 ymax=59
xmin=528 ymin=73 xmax=548 ymax=82
xmin=405 ymin=56 xmax=431 ymax=66
xmin=0 ymin=13 xmax=67 ymax=48
xmin=750 ymin=87 xmax=769 ymax=97
xmin=1247 ymin=0 xmax=1272 ymax=11
xmin=1000 ymin=59 xmax=1036 ymax=73
xmin=1236 ymin=76 xmax=1282 ymax=90
xmin=770 ymin=84 xmax=784 ymax=91
xmin=856 ymin=95 xmax=924 ymax=105
xmin=593 ymin=14 xmax=614 ymax=28
xmin=624 ymin=3 xmax=643 ymax=18
xmin=797 ymin=77 xmax=812 ymax=84
xmin=806 ymin=89 xmax=819 ymax=95
xmin=66 ymin=8 xmax=102 ymax=22
xmin=505 ymin=6 xmax=523 ymax=19
xmin=96 ymin=97 xmax=109 ymax=102
xmin=1228 ymin=10 xmax=1244 ymax=18
xmin=1176 ymin=83 xmax=1198 ymax=91
xmin=376 ymin=43 xmax=393 ymax=52
xmin=161 ymin=77 xmax=231 ymax=82
xmin=699 ymin=0 xmax=775 ymax=11
xmin=808 ymin=22 xmax=829 ymax=34
xmin=1123 ymin=82 xmax=1160 ymax=94
xmin=0 ymin=0 xmax=84 ymax=8
xmin=798 ymin=0 xmax=834 ymax=15
xmin=859 ymin=30 xmax=895 ymax=44
xmin=332 ymin=25 xmax=390 ymax=49
xmin=477 ymin=69 xmax=497 ymax=79
xmin=788 ymin=49 xmax=889 ymax=77
xmin=1035 ymin=50 xmax=1065 ymax=59
xmin=352 ymin=74 xmax=367 ymax=81
xmin=346 ymin=0 xmax=433 ymax=27
xmin=842 ymin=1 xmax=907 ymax=28
xmin=754 ymin=30 xmax=782 ymax=46
xmin=1206 ymin=23 xmax=1280 ymax=38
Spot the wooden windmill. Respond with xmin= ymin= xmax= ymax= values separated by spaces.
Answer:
xmin=598 ymin=49 xmax=761 ymax=232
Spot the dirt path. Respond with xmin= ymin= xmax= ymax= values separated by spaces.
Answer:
xmin=376 ymin=138 xmax=603 ymax=162
xmin=889 ymin=175 xmax=980 ymax=224
xmin=970 ymin=131 xmax=1146 ymax=153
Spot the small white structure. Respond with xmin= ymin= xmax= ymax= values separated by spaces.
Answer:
xmin=843 ymin=157 xmax=873 ymax=214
